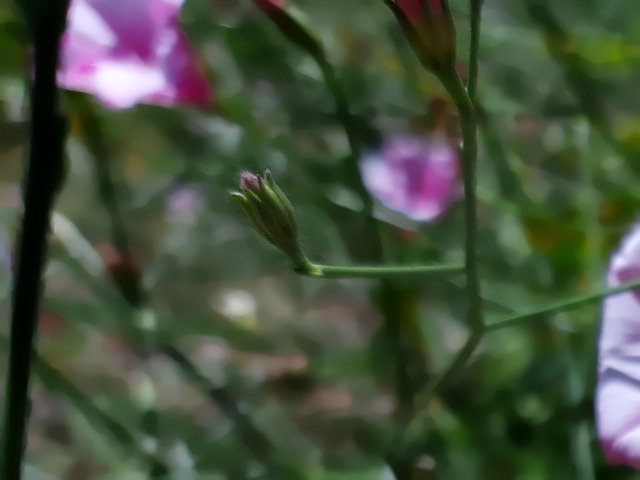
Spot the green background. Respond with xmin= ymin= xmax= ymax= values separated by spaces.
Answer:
xmin=1 ymin=0 xmax=640 ymax=478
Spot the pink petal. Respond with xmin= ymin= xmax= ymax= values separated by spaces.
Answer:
xmin=359 ymin=135 xmax=459 ymax=222
xmin=85 ymin=0 xmax=159 ymax=60
xmin=159 ymin=30 xmax=212 ymax=106
xmin=92 ymin=61 xmax=167 ymax=109
xmin=597 ymin=224 xmax=640 ymax=469
xmin=59 ymin=0 xmax=212 ymax=109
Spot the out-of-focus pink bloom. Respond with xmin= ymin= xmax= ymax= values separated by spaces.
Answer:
xmin=58 ymin=0 xmax=212 ymax=109
xmin=597 ymin=224 xmax=640 ymax=469
xmin=359 ymin=135 xmax=458 ymax=222
xmin=167 ymin=185 xmax=204 ymax=223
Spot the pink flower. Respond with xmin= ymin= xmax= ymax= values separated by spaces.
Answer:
xmin=359 ymin=135 xmax=459 ymax=222
xmin=167 ymin=185 xmax=204 ymax=223
xmin=597 ymin=224 xmax=640 ymax=469
xmin=58 ymin=0 xmax=212 ymax=109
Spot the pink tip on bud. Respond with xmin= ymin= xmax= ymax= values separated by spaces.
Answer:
xmin=240 ymin=171 xmax=262 ymax=192
xmin=232 ymin=171 xmax=310 ymax=270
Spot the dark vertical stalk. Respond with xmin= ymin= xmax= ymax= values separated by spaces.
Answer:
xmin=467 ymin=0 xmax=484 ymax=102
xmin=0 ymin=2 xmax=70 ymax=478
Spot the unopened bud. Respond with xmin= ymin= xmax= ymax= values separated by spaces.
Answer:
xmin=240 ymin=171 xmax=261 ymax=191
xmin=385 ymin=0 xmax=457 ymax=75
xmin=232 ymin=170 xmax=311 ymax=270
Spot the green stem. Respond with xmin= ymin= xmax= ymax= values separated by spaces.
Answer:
xmin=407 ymin=68 xmax=486 ymax=413
xmin=72 ymin=46 xmax=285 ymax=479
xmin=252 ymin=0 xmax=382 ymax=256
xmin=316 ymin=57 xmax=361 ymax=158
xmin=1 ymin=3 xmax=69 ymax=478
xmin=392 ymin=67 xmax=485 ymax=434
xmin=476 ymin=104 xmax=529 ymax=206
xmin=388 ymin=67 xmax=485 ymax=460
xmin=297 ymin=263 xmax=464 ymax=279
xmin=254 ymin=1 xmax=424 ymax=430
xmin=315 ymin=47 xmax=427 ymax=426
xmin=467 ymin=0 xmax=484 ymax=102
xmin=386 ymin=325 xmax=485 ymax=462
xmin=78 ymin=99 xmax=132 ymax=258
xmin=0 ymin=332 xmax=167 ymax=471
xmin=407 ymin=68 xmax=483 ymax=411
xmin=486 ymin=279 xmax=640 ymax=331
xmin=160 ymin=345 xmax=275 ymax=459
xmin=438 ymin=70 xmax=484 ymax=334
xmin=74 ymin=98 xmax=166 ymax=478
xmin=159 ymin=344 xmax=304 ymax=480
xmin=34 ymin=353 xmax=166 ymax=472
xmin=314 ymin=54 xmax=386 ymax=261
xmin=412 ymin=326 xmax=484 ymax=415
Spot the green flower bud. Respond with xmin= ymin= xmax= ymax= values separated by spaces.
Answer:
xmin=232 ymin=170 xmax=311 ymax=270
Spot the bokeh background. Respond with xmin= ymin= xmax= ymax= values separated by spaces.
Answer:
xmin=2 ymin=0 xmax=640 ymax=478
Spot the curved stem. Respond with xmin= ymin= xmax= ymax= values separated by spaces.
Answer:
xmin=78 ymin=100 xmax=132 ymax=258
xmin=386 ymin=67 xmax=485 ymax=463
xmin=486 ymin=279 xmax=640 ymax=331
xmin=297 ymin=262 xmax=464 ymax=279
xmin=253 ymin=2 xmax=426 ymax=430
xmin=34 ymin=353 xmax=166 ymax=471
xmin=0 ymin=331 xmax=168 ymax=471
xmin=413 ymin=326 xmax=483 ymax=413
xmin=404 ymin=69 xmax=484 ymax=415
xmin=159 ymin=346 xmax=305 ymax=480
xmin=388 ymin=327 xmax=484 ymax=455
xmin=314 ymin=55 xmax=387 ymax=260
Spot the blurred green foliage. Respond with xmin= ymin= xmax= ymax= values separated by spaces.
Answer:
xmin=1 ymin=0 xmax=640 ymax=478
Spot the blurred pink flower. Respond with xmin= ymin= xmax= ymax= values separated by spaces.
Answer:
xmin=359 ymin=135 xmax=459 ymax=221
xmin=597 ymin=224 xmax=640 ymax=469
xmin=58 ymin=0 xmax=212 ymax=109
xmin=167 ymin=184 xmax=204 ymax=223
